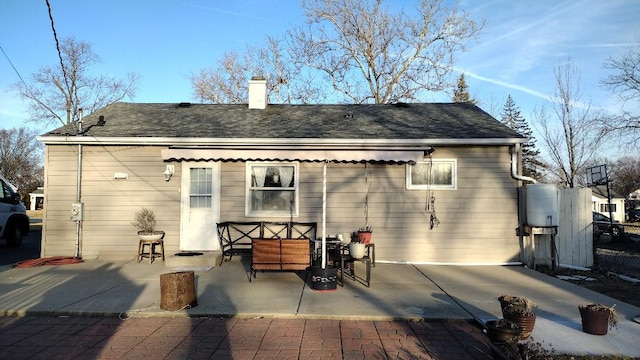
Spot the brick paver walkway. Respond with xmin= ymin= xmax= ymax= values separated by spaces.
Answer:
xmin=0 ymin=316 xmax=495 ymax=359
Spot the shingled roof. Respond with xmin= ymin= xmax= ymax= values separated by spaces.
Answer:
xmin=41 ymin=102 xmax=524 ymax=142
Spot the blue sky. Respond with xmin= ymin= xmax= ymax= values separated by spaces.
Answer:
xmin=1 ymin=0 xmax=638 ymax=159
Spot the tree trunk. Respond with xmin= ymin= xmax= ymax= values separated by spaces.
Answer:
xmin=160 ymin=271 xmax=197 ymax=311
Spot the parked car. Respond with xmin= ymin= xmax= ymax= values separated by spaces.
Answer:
xmin=0 ymin=175 xmax=30 ymax=247
xmin=592 ymin=212 xmax=624 ymax=240
xmin=627 ymin=205 xmax=640 ymax=223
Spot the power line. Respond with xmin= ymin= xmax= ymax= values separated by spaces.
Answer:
xmin=46 ymin=0 xmax=72 ymax=124
xmin=45 ymin=0 xmax=69 ymax=92
xmin=0 ymin=44 xmax=27 ymax=86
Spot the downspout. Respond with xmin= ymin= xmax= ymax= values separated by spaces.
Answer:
xmin=75 ymin=110 xmax=83 ymax=258
xmin=511 ymin=144 xmax=537 ymax=184
xmin=511 ymin=143 xmax=536 ymax=267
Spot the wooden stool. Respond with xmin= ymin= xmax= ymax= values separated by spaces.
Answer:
xmin=138 ymin=239 xmax=165 ymax=263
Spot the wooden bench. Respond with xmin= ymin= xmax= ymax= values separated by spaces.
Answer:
xmin=251 ymin=238 xmax=311 ymax=281
xmin=216 ymin=221 xmax=317 ymax=265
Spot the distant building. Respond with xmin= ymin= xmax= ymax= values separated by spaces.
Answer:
xmin=29 ymin=187 xmax=44 ymax=210
xmin=591 ymin=185 xmax=625 ymax=222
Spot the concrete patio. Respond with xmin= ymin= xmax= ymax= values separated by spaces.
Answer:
xmin=0 ymin=257 xmax=639 ymax=357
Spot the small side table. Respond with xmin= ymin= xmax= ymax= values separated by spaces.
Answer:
xmin=337 ymin=243 xmax=373 ymax=287
xmin=138 ymin=239 xmax=165 ymax=264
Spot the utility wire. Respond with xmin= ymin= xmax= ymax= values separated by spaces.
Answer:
xmin=45 ymin=0 xmax=69 ymax=93
xmin=0 ymin=45 xmax=28 ymax=86
xmin=46 ymin=0 xmax=74 ymax=124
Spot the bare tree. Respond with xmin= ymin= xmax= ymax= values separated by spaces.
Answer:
xmin=609 ymin=156 xmax=640 ymax=197
xmin=191 ymin=51 xmax=250 ymax=104
xmin=193 ymin=0 xmax=483 ymax=105
xmin=600 ymin=47 xmax=640 ymax=144
xmin=0 ymin=127 xmax=43 ymax=201
xmin=13 ymin=37 xmax=140 ymax=127
xmin=535 ymin=60 xmax=602 ymax=188
xmin=289 ymin=0 xmax=483 ymax=104
xmin=191 ymin=37 xmax=324 ymax=104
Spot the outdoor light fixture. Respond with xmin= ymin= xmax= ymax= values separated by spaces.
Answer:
xmin=423 ymin=148 xmax=435 ymax=157
xmin=163 ymin=165 xmax=174 ymax=181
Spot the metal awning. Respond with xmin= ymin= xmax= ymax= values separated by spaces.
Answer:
xmin=161 ymin=148 xmax=426 ymax=163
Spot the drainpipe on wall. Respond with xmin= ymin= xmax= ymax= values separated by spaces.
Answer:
xmin=75 ymin=110 xmax=83 ymax=258
xmin=511 ymin=143 xmax=536 ymax=267
xmin=511 ymin=144 xmax=537 ymax=184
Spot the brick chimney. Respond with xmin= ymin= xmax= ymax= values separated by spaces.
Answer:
xmin=248 ymin=76 xmax=267 ymax=109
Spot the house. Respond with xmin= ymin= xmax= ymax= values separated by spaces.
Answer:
xmin=29 ymin=187 xmax=44 ymax=211
xmin=591 ymin=185 xmax=626 ymax=222
xmin=37 ymin=79 xmax=529 ymax=264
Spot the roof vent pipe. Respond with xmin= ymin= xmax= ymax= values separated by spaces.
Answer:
xmin=248 ymin=76 xmax=267 ymax=109
xmin=511 ymin=144 xmax=537 ymax=184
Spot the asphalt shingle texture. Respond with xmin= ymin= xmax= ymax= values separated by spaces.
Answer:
xmin=42 ymin=102 xmax=525 ymax=140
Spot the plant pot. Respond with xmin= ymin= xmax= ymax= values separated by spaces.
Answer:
xmin=503 ymin=313 xmax=536 ymax=340
xmin=579 ymin=307 xmax=610 ymax=335
xmin=357 ymin=231 xmax=372 ymax=244
xmin=349 ymin=243 xmax=366 ymax=259
xmin=486 ymin=320 xmax=522 ymax=343
xmin=138 ymin=231 xmax=164 ymax=241
xmin=498 ymin=297 xmax=528 ymax=312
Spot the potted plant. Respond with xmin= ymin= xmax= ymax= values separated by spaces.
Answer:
xmin=349 ymin=231 xmax=366 ymax=259
xmin=357 ymin=226 xmax=372 ymax=244
xmin=498 ymin=295 xmax=536 ymax=340
xmin=579 ymin=303 xmax=618 ymax=335
xmin=485 ymin=319 xmax=522 ymax=343
xmin=131 ymin=207 xmax=164 ymax=240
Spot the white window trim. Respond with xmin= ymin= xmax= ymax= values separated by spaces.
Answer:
xmin=245 ymin=161 xmax=300 ymax=217
xmin=406 ymin=159 xmax=457 ymax=190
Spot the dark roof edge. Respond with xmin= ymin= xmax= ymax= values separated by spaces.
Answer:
xmin=37 ymin=136 xmax=528 ymax=147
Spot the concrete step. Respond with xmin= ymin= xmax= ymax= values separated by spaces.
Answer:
xmin=164 ymin=251 xmax=221 ymax=268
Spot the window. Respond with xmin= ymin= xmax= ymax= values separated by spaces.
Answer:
xmin=406 ymin=159 xmax=457 ymax=190
xmin=190 ymin=168 xmax=212 ymax=208
xmin=599 ymin=203 xmax=617 ymax=213
xmin=0 ymin=178 xmax=16 ymax=203
xmin=246 ymin=162 xmax=298 ymax=216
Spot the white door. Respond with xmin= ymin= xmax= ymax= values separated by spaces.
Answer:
xmin=180 ymin=162 xmax=220 ymax=251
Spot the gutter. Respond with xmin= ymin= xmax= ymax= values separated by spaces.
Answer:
xmin=37 ymin=136 xmax=527 ymax=148
xmin=511 ymin=143 xmax=537 ymax=184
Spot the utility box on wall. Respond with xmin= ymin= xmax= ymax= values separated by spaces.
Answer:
xmin=70 ymin=202 xmax=84 ymax=221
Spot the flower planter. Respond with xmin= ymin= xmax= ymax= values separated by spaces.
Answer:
xmin=498 ymin=295 xmax=536 ymax=340
xmin=579 ymin=307 xmax=610 ymax=335
xmin=498 ymin=296 xmax=528 ymax=312
xmin=349 ymin=243 xmax=366 ymax=259
xmin=503 ymin=314 xmax=536 ymax=340
xmin=138 ymin=231 xmax=165 ymax=241
xmin=486 ymin=320 xmax=522 ymax=343
xmin=357 ymin=231 xmax=372 ymax=244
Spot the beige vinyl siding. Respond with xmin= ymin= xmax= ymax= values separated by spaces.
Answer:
xmin=43 ymin=145 xmax=180 ymax=259
xmin=217 ymin=146 xmax=520 ymax=264
xmin=42 ymin=143 xmax=520 ymax=263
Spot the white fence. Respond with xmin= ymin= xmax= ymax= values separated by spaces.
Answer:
xmin=519 ymin=186 xmax=593 ymax=269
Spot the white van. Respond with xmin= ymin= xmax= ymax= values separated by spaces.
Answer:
xmin=0 ymin=175 xmax=30 ymax=246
